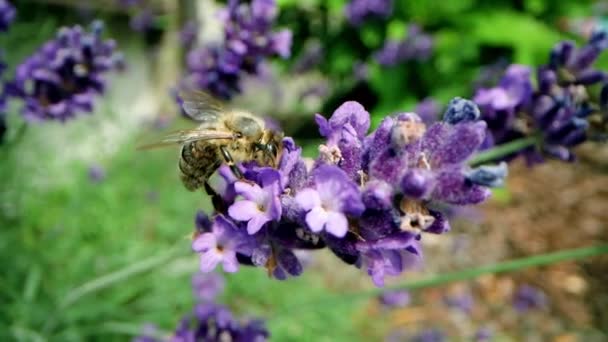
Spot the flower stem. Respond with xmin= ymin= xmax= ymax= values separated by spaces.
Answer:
xmin=277 ymin=244 xmax=608 ymax=318
xmin=469 ymin=135 xmax=539 ymax=166
xmin=382 ymin=244 xmax=608 ymax=293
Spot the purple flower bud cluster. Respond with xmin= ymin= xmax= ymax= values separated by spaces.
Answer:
xmin=5 ymin=21 xmax=124 ymax=122
xmin=135 ymin=272 xmax=269 ymax=342
xmin=374 ymin=24 xmax=433 ymax=66
xmin=116 ymin=0 xmax=155 ymax=33
xmin=475 ymin=30 xmax=608 ymax=162
xmin=345 ymin=0 xmax=393 ymax=26
xmin=184 ymin=0 xmax=292 ymax=100
xmin=0 ymin=0 xmax=15 ymax=32
xmin=512 ymin=284 xmax=547 ymax=313
xmin=179 ymin=20 xmax=198 ymax=49
xmin=192 ymin=98 xmax=506 ymax=287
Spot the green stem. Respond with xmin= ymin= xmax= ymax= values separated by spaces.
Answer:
xmin=380 ymin=244 xmax=608 ymax=293
xmin=469 ymin=135 xmax=539 ymax=166
xmin=277 ymin=244 xmax=608 ymax=317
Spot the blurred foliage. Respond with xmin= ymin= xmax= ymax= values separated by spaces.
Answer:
xmin=277 ymin=0 xmax=601 ymax=131
xmin=1 ymin=0 xmax=606 ymax=341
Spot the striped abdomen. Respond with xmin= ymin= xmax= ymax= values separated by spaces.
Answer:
xmin=178 ymin=141 xmax=222 ymax=191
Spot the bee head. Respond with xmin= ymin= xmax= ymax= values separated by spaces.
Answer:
xmin=254 ymin=130 xmax=284 ymax=168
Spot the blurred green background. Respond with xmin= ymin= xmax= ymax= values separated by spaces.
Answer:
xmin=1 ymin=0 xmax=607 ymax=341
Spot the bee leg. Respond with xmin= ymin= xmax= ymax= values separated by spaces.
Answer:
xmin=204 ymin=181 xmax=226 ymax=213
xmin=219 ymin=146 xmax=244 ymax=179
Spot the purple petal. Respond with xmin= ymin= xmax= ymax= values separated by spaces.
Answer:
xmin=277 ymin=249 xmax=303 ymax=276
xmin=199 ymin=250 xmax=222 ymax=272
xmin=305 ymin=207 xmax=328 ymax=233
xmin=192 ymin=233 xmax=217 ymax=252
xmin=362 ymin=116 xmax=394 ymax=170
xmin=228 ymin=200 xmax=260 ymax=222
xmin=222 ymin=251 xmax=239 ymax=273
xmin=432 ymin=169 xmax=491 ymax=205
xmin=271 ymin=29 xmax=293 ymax=58
xmin=428 ymin=121 xmax=487 ymax=167
xmin=425 ymin=210 xmax=451 ymax=234
xmin=362 ymin=180 xmax=393 ymax=210
xmin=247 ymin=214 xmax=270 ymax=235
xmin=295 ymin=188 xmax=321 ymax=211
xmin=234 ymin=181 xmax=266 ymax=203
xmin=328 ymin=101 xmax=370 ymax=139
xmin=325 ymin=211 xmax=349 ymax=237
xmin=315 ymin=113 xmax=331 ymax=137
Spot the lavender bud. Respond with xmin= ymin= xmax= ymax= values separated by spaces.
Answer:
xmin=465 ymin=162 xmax=508 ymax=188
xmin=443 ymin=97 xmax=481 ymax=124
xmin=576 ymin=69 xmax=606 ymax=85
xmin=549 ymin=41 xmax=574 ymax=68
xmin=589 ymin=28 xmax=608 ymax=50
xmin=195 ymin=211 xmax=213 ymax=233
xmin=401 ymin=169 xmax=433 ymax=198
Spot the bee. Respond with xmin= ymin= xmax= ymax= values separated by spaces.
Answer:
xmin=139 ymin=90 xmax=284 ymax=193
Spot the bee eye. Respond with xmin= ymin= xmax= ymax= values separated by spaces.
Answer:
xmin=268 ymin=144 xmax=277 ymax=156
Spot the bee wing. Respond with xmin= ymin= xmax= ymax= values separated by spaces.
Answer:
xmin=137 ymin=129 xmax=235 ymax=150
xmin=178 ymin=90 xmax=227 ymax=123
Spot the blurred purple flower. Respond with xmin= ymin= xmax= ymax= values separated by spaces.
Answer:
xmin=292 ymin=40 xmax=323 ymax=73
xmin=6 ymin=21 xmax=123 ymax=122
xmin=443 ymin=291 xmax=474 ymax=313
xmin=184 ymin=0 xmax=291 ymax=100
xmin=0 ymin=0 xmax=15 ymax=32
xmin=513 ymin=284 xmax=548 ymax=312
xmin=179 ymin=20 xmax=198 ymax=48
xmin=135 ymin=266 xmax=269 ymax=342
xmin=473 ymin=58 xmax=509 ymax=90
xmin=88 ymin=164 xmax=106 ymax=183
xmin=474 ymin=327 xmax=493 ymax=341
xmin=130 ymin=9 xmax=155 ymax=33
xmin=379 ymin=290 xmax=411 ymax=308
xmin=192 ymin=272 xmax=225 ymax=302
xmin=345 ymin=0 xmax=392 ymax=26
xmin=132 ymin=324 xmax=158 ymax=342
xmin=375 ymin=24 xmax=433 ymax=66
xmin=412 ymin=328 xmax=446 ymax=342
xmin=414 ymin=98 xmax=440 ymax=125
xmin=474 ymin=30 xmax=608 ymax=163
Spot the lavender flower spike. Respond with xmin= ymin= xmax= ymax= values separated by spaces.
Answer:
xmin=295 ymin=165 xmax=364 ymax=237
xmin=345 ymin=0 xmax=393 ymax=26
xmin=7 ymin=21 xmax=124 ymax=122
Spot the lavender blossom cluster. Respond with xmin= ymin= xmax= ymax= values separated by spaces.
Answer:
xmin=475 ymin=30 xmax=608 ymax=163
xmin=184 ymin=0 xmax=291 ymax=100
xmin=5 ymin=21 xmax=124 ymax=122
xmin=192 ymin=98 xmax=506 ymax=287
xmin=345 ymin=0 xmax=393 ymax=26
xmin=0 ymin=0 xmax=15 ymax=32
xmin=375 ymin=24 xmax=434 ymax=66
xmin=135 ymin=273 xmax=269 ymax=342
